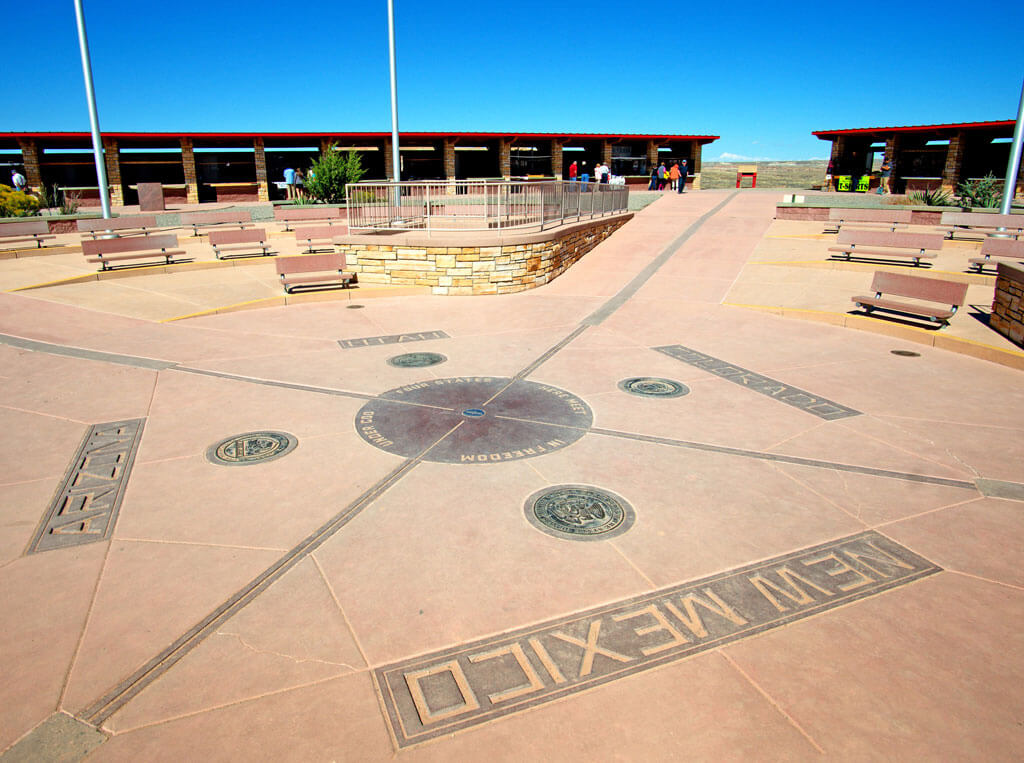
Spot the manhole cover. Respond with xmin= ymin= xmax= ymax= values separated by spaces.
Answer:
xmin=206 ymin=431 xmax=297 ymax=465
xmin=347 ymin=304 xmax=365 ymax=309
xmin=387 ymin=352 xmax=447 ymax=368
xmin=618 ymin=377 xmax=690 ymax=397
xmin=355 ymin=377 xmax=592 ymax=463
xmin=524 ymin=485 xmax=635 ymax=541
xmin=890 ymin=350 xmax=921 ymax=357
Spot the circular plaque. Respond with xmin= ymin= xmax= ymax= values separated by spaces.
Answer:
xmin=618 ymin=377 xmax=690 ymax=398
xmin=524 ymin=485 xmax=635 ymax=541
xmin=206 ymin=431 xmax=297 ymax=466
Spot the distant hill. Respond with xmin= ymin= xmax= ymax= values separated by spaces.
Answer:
xmin=700 ymin=160 xmax=828 ymax=190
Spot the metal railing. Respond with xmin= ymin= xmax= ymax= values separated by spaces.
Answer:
xmin=345 ymin=179 xmax=629 ymax=233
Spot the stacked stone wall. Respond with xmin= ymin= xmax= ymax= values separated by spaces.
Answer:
xmin=336 ymin=215 xmax=631 ymax=295
xmin=991 ymin=262 xmax=1024 ymax=347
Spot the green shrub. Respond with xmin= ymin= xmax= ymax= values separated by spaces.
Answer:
xmin=906 ymin=188 xmax=954 ymax=206
xmin=305 ymin=145 xmax=366 ymax=204
xmin=957 ymin=173 xmax=1003 ymax=208
xmin=60 ymin=191 xmax=80 ymax=216
xmin=0 ymin=185 xmax=41 ymax=217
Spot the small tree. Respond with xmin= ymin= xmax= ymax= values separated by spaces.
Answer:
xmin=956 ymin=173 xmax=1003 ymax=209
xmin=0 ymin=184 xmax=41 ymax=217
xmin=305 ymin=144 xmax=366 ymax=204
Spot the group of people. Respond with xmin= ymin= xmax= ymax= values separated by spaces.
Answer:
xmin=567 ymin=160 xmax=612 ymax=184
xmin=824 ymin=157 xmax=894 ymax=194
xmin=648 ymin=160 xmax=689 ymax=193
xmin=282 ymin=167 xmax=307 ymax=200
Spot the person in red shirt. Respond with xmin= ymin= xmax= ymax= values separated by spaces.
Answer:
xmin=569 ymin=160 xmax=578 ymax=182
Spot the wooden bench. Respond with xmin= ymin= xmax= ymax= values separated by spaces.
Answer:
xmin=967 ymin=237 xmax=1024 ymax=273
xmin=276 ymin=253 xmax=355 ymax=293
xmin=0 ymin=220 xmax=56 ymax=250
xmin=81 ymin=233 xmax=188 ymax=271
xmin=293 ymin=225 xmax=343 ymax=254
xmin=825 ymin=208 xmax=912 ymax=233
xmin=179 ymin=210 xmax=253 ymax=237
xmin=851 ymin=271 xmax=968 ymax=326
xmin=938 ymin=212 xmax=1024 ymax=241
xmin=209 ymin=228 xmax=273 ymax=259
xmin=274 ymin=206 xmax=345 ymax=231
xmin=828 ymin=230 xmax=944 ymax=267
xmin=77 ymin=215 xmax=161 ymax=239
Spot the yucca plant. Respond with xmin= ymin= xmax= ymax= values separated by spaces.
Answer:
xmin=957 ymin=173 xmax=1003 ymax=208
xmin=907 ymin=188 xmax=954 ymax=206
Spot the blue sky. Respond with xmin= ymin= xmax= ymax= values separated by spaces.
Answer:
xmin=2 ymin=0 xmax=1022 ymax=160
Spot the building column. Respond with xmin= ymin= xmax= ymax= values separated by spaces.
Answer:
xmin=384 ymin=139 xmax=395 ymax=180
xmin=499 ymin=139 xmax=511 ymax=180
xmin=690 ymin=142 xmax=703 ymax=190
xmin=551 ymin=140 xmax=564 ymax=179
xmin=254 ymin=137 xmax=270 ymax=202
xmin=646 ymin=140 xmax=660 ymax=171
xmin=102 ymin=137 xmax=124 ymax=206
xmin=942 ymin=131 xmax=966 ymax=192
xmin=443 ymin=137 xmax=456 ymax=180
xmin=320 ymin=138 xmax=333 ymax=154
xmin=180 ymin=137 xmax=199 ymax=204
xmin=601 ymin=140 xmax=613 ymax=167
xmin=17 ymin=138 xmax=42 ymax=192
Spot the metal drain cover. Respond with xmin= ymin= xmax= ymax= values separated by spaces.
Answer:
xmin=890 ymin=350 xmax=921 ymax=357
xmin=206 ymin=431 xmax=297 ymax=465
xmin=618 ymin=377 xmax=689 ymax=397
xmin=387 ymin=352 xmax=447 ymax=368
xmin=524 ymin=485 xmax=635 ymax=541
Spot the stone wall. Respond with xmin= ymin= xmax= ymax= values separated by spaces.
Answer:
xmin=991 ymin=261 xmax=1024 ymax=347
xmin=335 ymin=213 xmax=632 ymax=295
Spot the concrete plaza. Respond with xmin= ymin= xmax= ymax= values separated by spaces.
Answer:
xmin=2 ymin=190 xmax=1023 ymax=760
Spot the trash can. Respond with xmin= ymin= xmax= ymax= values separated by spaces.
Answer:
xmin=836 ymin=175 xmax=852 ymax=192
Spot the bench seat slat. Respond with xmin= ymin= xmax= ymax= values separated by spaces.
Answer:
xmin=827 ymin=246 xmax=937 ymax=259
xmin=0 ymin=234 xmax=57 ymax=247
xmin=86 ymin=249 xmax=187 ymax=263
xmin=851 ymin=295 xmax=954 ymax=320
xmin=280 ymin=272 xmax=353 ymax=285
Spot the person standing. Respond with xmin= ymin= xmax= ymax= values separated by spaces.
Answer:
xmin=569 ymin=160 xmax=578 ymax=182
xmin=283 ymin=167 xmax=296 ymax=200
xmin=10 ymin=169 xmax=27 ymax=193
xmin=878 ymin=157 xmax=892 ymax=195
xmin=580 ymin=161 xmax=590 ymax=186
xmin=657 ymin=162 xmax=667 ymax=190
xmin=599 ymin=162 xmax=610 ymax=183
xmin=295 ymin=168 xmax=305 ymax=199
xmin=669 ymin=162 xmax=681 ymax=191
xmin=677 ymin=159 xmax=688 ymax=193
xmin=825 ymin=158 xmax=834 ymax=192
xmin=648 ymin=163 xmax=658 ymax=190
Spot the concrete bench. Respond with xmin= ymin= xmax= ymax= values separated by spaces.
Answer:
xmin=209 ymin=228 xmax=273 ymax=259
xmin=828 ymin=230 xmax=943 ymax=267
xmin=0 ymin=220 xmax=56 ymax=250
xmin=825 ymin=208 xmax=913 ymax=234
xmin=81 ymin=233 xmax=187 ymax=271
xmin=179 ymin=210 xmax=253 ymax=237
xmin=77 ymin=215 xmax=161 ymax=239
xmin=938 ymin=212 xmax=1024 ymax=241
xmin=276 ymin=253 xmax=355 ymax=294
xmin=967 ymin=237 xmax=1024 ymax=273
xmin=274 ymin=206 xmax=345 ymax=231
xmin=851 ymin=271 xmax=968 ymax=326
xmin=293 ymin=225 xmax=343 ymax=254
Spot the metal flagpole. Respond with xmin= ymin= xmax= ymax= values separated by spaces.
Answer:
xmin=387 ymin=0 xmax=401 ymax=218
xmin=73 ymin=0 xmax=112 ymax=220
xmin=999 ymin=77 xmax=1024 ymax=216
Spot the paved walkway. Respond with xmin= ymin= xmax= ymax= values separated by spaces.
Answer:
xmin=2 ymin=191 xmax=1023 ymax=760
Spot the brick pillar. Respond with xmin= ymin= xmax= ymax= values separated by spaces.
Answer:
xmin=646 ymin=140 xmax=660 ymax=171
xmin=384 ymin=139 xmax=395 ymax=180
xmin=17 ymin=138 xmax=41 ymax=192
xmin=253 ymin=137 xmax=270 ymax=202
xmin=942 ymin=131 xmax=966 ymax=193
xmin=180 ymin=138 xmax=199 ymax=204
xmin=601 ymin=140 xmax=613 ymax=167
xmin=443 ymin=138 xmax=456 ymax=180
xmin=690 ymin=142 xmax=703 ymax=190
xmin=499 ymin=139 xmax=511 ymax=179
xmin=320 ymin=138 xmax=332 ymax=154
xmin=551 ymin=140 xmax=564 ymax=179
xmin=101 ymin=137 xmax=124 ymax=206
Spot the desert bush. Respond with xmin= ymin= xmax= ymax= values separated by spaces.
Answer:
xmin=906 ymin=188 xmax=954 ymax=206
xmin=305 ymin=145 xmax=366 ymax=204
xmin=60 ymin=191 xmax=80 ymax=215
xmin=957 ymin=173 xmax=1003 ymax=208
xmin=0 ymin=185 xmax=41 ymax=217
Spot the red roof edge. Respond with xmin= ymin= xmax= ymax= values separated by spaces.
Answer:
xmin=812 ymin=119 xmax=1015 ymax=139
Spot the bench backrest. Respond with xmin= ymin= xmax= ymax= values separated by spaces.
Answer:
xmin=274 ymin=207 xmax=344 ymax=221
xmin=78 ymin=215 xmax=159 ymax=233
xmin=208 ymin=228 xmax=267 ymax=246
xmin=869 ymin=271 xmax=968 ymax=306
xmin=941 ymin=212 xmax=1024 ymax=229
xmin=981 ymin=237 xmax=1024 ymax=258
xmin=179 ymin=210 xmax=252 ymax=225
xmin=293 ymin=225 xmax=342 ymax=240
xmin=81 ymin=233 xmax=179 ymax=256
xmin=0 ymin=219 xmax=50 ymax=236
xmin=275 ymin=253 xmax=346 ymax=275
xmin=829 ymin=208 xmax=913 ymax=224
xmin=837 ymin=230 xmax=944 ymax=250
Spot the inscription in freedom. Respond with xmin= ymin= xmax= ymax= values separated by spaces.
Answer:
xmin=375 ymin=531 xmax=938 ymax=746
xmin=338 ymin=330 xmax=450 ymax=349
xmin=27 ymin=419 xmax=146 ymax=554
xmin=654 ymin=344 xmax=861 ymax=420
